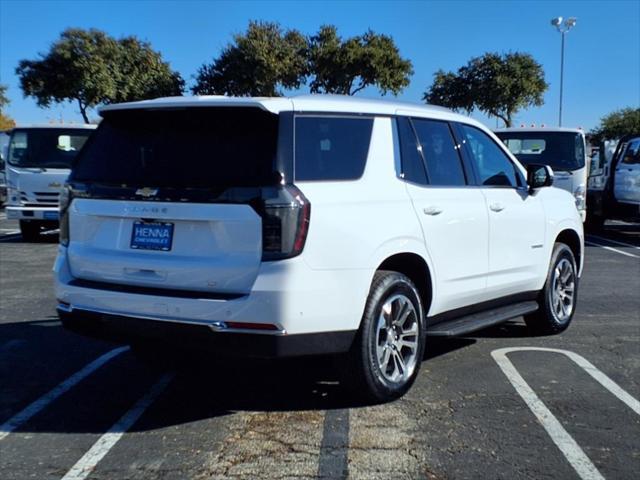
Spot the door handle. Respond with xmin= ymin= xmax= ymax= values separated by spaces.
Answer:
xmin=490 ymin=203 xmax=505 ymax=212
xmin=423 ymin=206 xmax=443 ymax=216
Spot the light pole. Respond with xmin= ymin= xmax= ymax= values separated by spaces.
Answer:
xmin=551 ymin=16 xmax=577 ymax=127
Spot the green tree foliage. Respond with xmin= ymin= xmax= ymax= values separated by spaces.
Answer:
xmin=0 ymin=84 xmax=16 ymax=130
xmin=193 ymin=21 xmax=308 ymax=96
xmin=308 ymin=25 xmax=413 ymax=96
xmin=193 ymin=22 xmax=412 ymax=97
xmin=16 ymin=28 xmax=184 ymax=123
xmin=424 ymin=52 xmax=548 ymax=127
xmin=590 ymin=108 xmax=640 ymax=141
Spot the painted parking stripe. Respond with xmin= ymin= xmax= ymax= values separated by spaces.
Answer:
xmin=587 ymin=234 xmax=640 ymax=251
xmin=493 ymin=347 xmax=640 ymax=480
xmin=61 ymin=372 xmax=174 ymax=480
xmin=585 ymin=240 xmax=639 ymax=259
xmin=0 ymin=346 xmax=129 ymax=441
xmin=0 ymin=233 xmax=22 ymax=242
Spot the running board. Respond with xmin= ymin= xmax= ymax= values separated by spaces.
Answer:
xmin=426 ymin=301 xmax=539 ymax=337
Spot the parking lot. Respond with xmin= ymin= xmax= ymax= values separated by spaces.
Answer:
xmin=0 ymin=211 xmax=638 ymax=480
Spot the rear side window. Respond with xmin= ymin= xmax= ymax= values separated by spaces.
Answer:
xmin=412 ymin=119 xmax=466 ymax=186
xmin=71 ymin=108 xmax=279 ymax=188
xmin=294 ymin=116 xmax=373 ymax=181
xmin=460 ymin=124 xmax=519 ymax=187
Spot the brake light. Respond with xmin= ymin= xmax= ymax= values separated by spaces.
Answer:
xmin=261 ymin=185 xmax=310 ymax=261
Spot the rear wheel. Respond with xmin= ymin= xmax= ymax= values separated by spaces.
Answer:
xmin=342 ymin=270 xmax=426 ymax=403
xmin=525 ymin=243 xmax=578 ymax=335
xmin=20 ymin=220 xmax=42 ymax=241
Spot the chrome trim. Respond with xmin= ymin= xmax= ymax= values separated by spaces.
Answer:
xmin=57 ymin=303 xmax=287 ymax=336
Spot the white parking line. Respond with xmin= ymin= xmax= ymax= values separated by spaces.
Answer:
xmin=587 ymin=234 xmax=640 ymax=251
xmin=585 ymin=240 xmax=639 ymax=259
xmin=61 ymin=372 xmax=174 ymax=480
xmin=492 ymin=347 xmax=640 ymax=480
xmin=0 ymin=347 xmax=129 ymax=441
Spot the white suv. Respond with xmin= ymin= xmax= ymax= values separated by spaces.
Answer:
xmin=55 ymin=95 xmax=584 ymax=402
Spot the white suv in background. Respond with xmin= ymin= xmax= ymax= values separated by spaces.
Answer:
xmin=55 ymin=95 xmax=584 ymax=402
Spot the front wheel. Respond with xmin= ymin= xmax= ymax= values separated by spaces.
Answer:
xmin=525 ymin=243 xmax=578 ymax=335
xmin=342 ymin=270 xmax=426 ymax=403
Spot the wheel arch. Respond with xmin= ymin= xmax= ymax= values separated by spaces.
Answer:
xmin=555 ymin=228 xmax=583 ymax=275
xmin=376 ymin=252 xmax=433 ymax=317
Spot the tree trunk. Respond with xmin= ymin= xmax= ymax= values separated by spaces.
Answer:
xmin=77 ymin=98 xmax=89 ymax=124
xmin=495 ymin=112 xmax=511 ymax=128
xmin=349 ymin=83 xmax=367 ymax=96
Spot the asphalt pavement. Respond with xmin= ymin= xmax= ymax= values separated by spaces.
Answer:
xmin=0 ymin=211 xmax=638 ymax=480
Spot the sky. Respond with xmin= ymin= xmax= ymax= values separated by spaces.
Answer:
xmin=0 ymin=0 xmax=638 ymax=130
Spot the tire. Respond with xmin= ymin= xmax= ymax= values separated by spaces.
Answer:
xmin=20 ymin=220 xmax=42 ymax=241
xmin=342 ymin=270 xmax=426 ymax=403
xmin=524 ymin=243 xmax=578 ymax=335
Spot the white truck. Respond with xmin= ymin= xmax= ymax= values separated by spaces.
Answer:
xmin=495 ymin=127 xmax=588 ymax=222
xmin=4 ymin=124 xmax=95 ymax=240
xmin=586 ymin=134 xmax=640 ymax=229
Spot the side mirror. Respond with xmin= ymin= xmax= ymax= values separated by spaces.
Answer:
xmin=527 ymin=164 xmax=554 ymax=192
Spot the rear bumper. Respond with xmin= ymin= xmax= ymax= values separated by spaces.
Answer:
xmin=58 ymin=305 xmax=356 ymax=358
xmin=6 ymin=206 xmax=60 ymax=221
xmin=54 ymin=245 xmax=371 ymax=352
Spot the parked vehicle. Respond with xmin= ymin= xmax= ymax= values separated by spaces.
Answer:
xmin=56 ymin=95 xmax=584 ymax=402
xmin=587 ymin=134 xmax=640 ymax=229
xmin=495 ymin=127 xmax=588 ymax=222
xmin=4 ymin=124 xmax=96 ymax=239
xmin=0 ymin=131 xmax=9 ymax=205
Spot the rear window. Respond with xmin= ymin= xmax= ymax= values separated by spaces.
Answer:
xmin=294 ymin=116 xmax=373 ymax=181
xmin=71 ymin=108 xmax=280 ymax=188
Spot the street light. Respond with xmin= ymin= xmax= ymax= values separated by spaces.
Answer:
xmin=550 ymin=16 xmax=577 ymax=127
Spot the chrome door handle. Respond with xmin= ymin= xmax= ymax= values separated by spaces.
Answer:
xmin=423 ymin=206 xmax=443 ymax=216
xmin=490 ymin=203 xmax=505 ymax=212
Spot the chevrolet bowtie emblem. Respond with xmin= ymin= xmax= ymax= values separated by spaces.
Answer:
xmin=48 ymin=182 xmax=62 ymax=188
xmin=135 ymin=187 xmax=158 ymax=197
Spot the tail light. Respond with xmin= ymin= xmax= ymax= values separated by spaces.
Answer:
xmin=59 ymin=185 xmax=73 ymax=246
xmin=261 ymin=185 xmax=310 ymax=261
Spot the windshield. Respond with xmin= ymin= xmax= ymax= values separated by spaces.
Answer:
xmin=71 ymin=107 xmax=280 ymax=188
xmin=7 ymin=128 xmax=92 ymax=169
xmin=496 ymin=131 xmax=585 ymax=172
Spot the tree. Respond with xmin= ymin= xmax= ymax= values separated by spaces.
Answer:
xmin=308 ymin=26 xmax=413 ymax=96
xmin=193 ymin=21 xmax=308 ymax=96
xmin=16 ymin=28 xmax=184 ymax=123
xmin=0 ymin=84 xmax=16 ymax=130
xmin=590 ymin=108 xmax=640 ymax=142
xmin=424 ymin=52 xmax=548 ymax=127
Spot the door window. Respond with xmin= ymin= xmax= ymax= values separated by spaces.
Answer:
xmin=412 ymin=119 xmax=466 ymax=186
xmin=621 ymin=140 xmax=640 ymax=165
xmin=460 ymin=124 xmax=520 ymax=187
xmin=397 ymin=117 xmax=427 ymax=184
